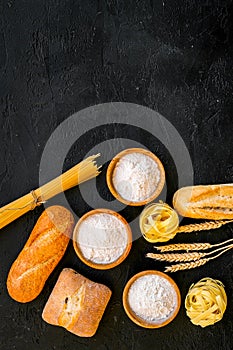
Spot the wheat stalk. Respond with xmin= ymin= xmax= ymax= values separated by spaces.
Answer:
xmin=164 ymin=245 xmax=233 ymax=272
xmin=177 ymin=219 xmax=233 ymax=233
xmin=154 ymin=238 xmax=233 ymax=252
xmin=155 ymin=242 xmax=211 ymax=252
xmin=148 ymin=243 xmax=233 ymax=263
xmin=147 ymin=252 xmax=205 ymax=262
xmin=165 ymin=258 xmax=208 ymax=272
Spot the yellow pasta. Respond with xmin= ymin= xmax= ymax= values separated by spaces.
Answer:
xmin=185 ymin=278 xmax=227 ymax=327
xmin=139 ymin=202 xmax=179 ymax=243
xmin=0 ymin=154 xmax=101 ymax=230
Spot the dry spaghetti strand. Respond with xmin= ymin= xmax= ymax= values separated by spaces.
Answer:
xmin=0 ymin=154 xmax=101 ymax=230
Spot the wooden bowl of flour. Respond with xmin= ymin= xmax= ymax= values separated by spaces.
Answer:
xmin=106 ymin=148 xmax=165 ymax=206
xmin=73 ymin=209 xmax=132 ymax=270
xmin=123 ymin=270 xmax=181 ymax=328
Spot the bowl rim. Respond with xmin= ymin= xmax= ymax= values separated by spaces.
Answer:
xmin=73 ymin=208 xmax=132 ymax=270
xmin=122 ymin=270 xmax=181 ymax=328
xmin=106 ymin=148 xmax=165 ymax=206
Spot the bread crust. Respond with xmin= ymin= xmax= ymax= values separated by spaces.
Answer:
xmin=42 ymin=268 xmax=112 ymax=337
xmin=173 ymin=184 xmax=233 ymax=219
xmin=7 ymin=206 xmax=74 ymax=303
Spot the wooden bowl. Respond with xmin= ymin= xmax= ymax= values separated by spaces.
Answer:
xmin=123 ymin=270 xmax=181 ymax=328
xmin=106 ymin=148 xmax=165 ymax=206
xmin=73 ymin=208 xmax=132 ymax=270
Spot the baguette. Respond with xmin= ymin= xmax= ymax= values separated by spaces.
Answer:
xmin=7 ymin=206 xmax=74 ymax=303
xmin=173 ymin=184 xmax=233 ymax=220
xmin=42 ymin=268 xmax=112 ymax=337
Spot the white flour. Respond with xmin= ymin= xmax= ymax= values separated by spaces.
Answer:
xmin=112 ymin=152 xmax=160 ymax=202
xmin=128 ymin=274 xmax=177 ymax=323
xmin=77 ymin=213 xmax=128 ymax=264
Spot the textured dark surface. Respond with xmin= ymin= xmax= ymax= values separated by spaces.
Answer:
xmin=0 ymin=1 xmax=233 ymax=349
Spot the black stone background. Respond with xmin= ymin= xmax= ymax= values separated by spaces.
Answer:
xmin=0 ymin=1 xmax=233 ymax=349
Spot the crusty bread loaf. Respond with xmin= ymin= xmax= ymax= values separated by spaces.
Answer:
xmin=7 ymin=206 xmax=74 ymax=303
xmin=42 ymin=268 xmax=112 ymax=337
xmin=173 ymin=184 xmax=233 ymax=220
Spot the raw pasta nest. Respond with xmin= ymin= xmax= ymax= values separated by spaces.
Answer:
xmin=139 ymin=202 xmax=179 ymax=243
xmin=185 ymin=277 xmax=227 ymax=328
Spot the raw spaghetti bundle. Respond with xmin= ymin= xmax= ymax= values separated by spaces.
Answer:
xmin=185 ymin=278 xmax=227 ymax=327
xmin=0 ymin=154 xmax=101 ymax=230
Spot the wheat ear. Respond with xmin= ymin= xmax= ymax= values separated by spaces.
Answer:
xmin=178 ymin=219 xmax=233 ymax=233
xmin=147 ymin=243 xmax=233 ymax=263
xmin=164 ymin=245 xmax=233 ymax=272
xmin=165 ymin=259 xmax=208 ymax=272
xmin=155 ymin=238 xmax=233 ymax=252
xmin=147 ymin=252 xmax=205 ymax=262
xmin=155 ymin=242 xmax=211 ymax=252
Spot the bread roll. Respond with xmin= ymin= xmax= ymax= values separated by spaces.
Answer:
xmin=173 ymin=184 xmax=233 ymax=220
xmin=42 ymin=268 xmax=112 ymax=337
xmin=7 ymin=206 xmax=74 ymax=303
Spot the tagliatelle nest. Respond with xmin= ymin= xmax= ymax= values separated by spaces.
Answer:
xmin=139 ymin=202 xmax=179 ymax=243
xmin=185 ymin=278 xmax=227 ymax=328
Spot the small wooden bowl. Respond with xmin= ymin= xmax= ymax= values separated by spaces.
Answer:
xmin=73 ymin=208 xmax=132 ymax=270
xmin=123 ymin=270 xmax=181 ymax=328
xmin=106 ymin=148 xmax=165 ymax=206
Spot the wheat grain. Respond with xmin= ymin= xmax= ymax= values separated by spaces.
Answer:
xmin=150 ymin=243 xmax=233 ymax=264
xmin=155 ymin=242 xmax=212 ymax=252
xmin=147 ymin=252 xmax=205 ymax=262
xmin=165 ymin=258 xmax=208 ymax=272
xmin=164 ymin=244 xmax=233 ymax=272
xmin=178 ymin=220 xmax=233 ymax=233
xmin=155 ymin=238 xmax=233 ymax=252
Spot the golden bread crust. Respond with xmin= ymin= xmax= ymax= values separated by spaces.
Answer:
xmin=7 ymin=206 xmax=74 ymax=303
xmin=173 ymin=185 xmax=233 ymax=219
xmin=42 ymin=268 xmax=112 ymax=337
